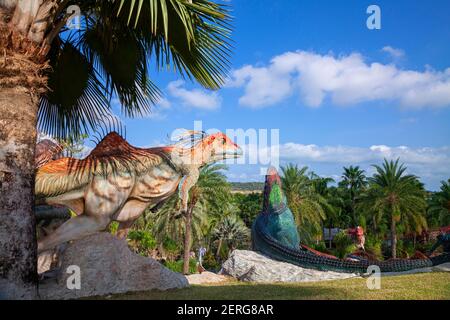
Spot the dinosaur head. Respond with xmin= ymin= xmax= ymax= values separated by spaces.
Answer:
xmin=170 ymin=131 xmax=242 ymax=167
xmin=262 ymin=166 xmax=288 ymax=214
xmin=200 ymin=132 xmax=243 ymax=164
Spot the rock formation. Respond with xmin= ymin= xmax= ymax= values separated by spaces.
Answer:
xmin=221 ymin=250 xmax=360 ymax=282
xmin=38 ymin=232 xmax=189 ymax=299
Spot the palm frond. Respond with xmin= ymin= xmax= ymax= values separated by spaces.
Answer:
xmin=38 ymin=42 xmax=111 ymax=139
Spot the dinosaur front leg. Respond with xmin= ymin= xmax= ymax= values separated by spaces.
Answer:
xmin=178 ymin=169 xmax=200 ymax=213
xmin=37 ymin=215 xmax=110 ymax=253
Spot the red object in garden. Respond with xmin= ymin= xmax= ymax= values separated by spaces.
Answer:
xmin=346 ymin=226 xmax=366 ymax=250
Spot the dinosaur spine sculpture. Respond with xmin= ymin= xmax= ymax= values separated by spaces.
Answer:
xmin=36 ymin=131 xmax=242 ymax=253
xmin=252 ymin=167 xmax=450 ymax=273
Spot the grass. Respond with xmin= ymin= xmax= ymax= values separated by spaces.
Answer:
xmin=101 ymin=272 xmax=450 ymax=300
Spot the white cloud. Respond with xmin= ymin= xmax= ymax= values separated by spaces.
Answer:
xmin=227 ymin=50 xmax=450 ymax=109
xmin=277 ymin=143 xmax=450 ymax=187
xmin=167 ymin=80 xmax=222 ymax=110
xmin=156 ymin=97 xmax=171 ymax=109
xmin=231 ymin=142 xmax=450 ymax=188
xmin=146 ymin=97 xmax=172 ymax=120
xmin=382 ymin=46 xmax=405 ymax=58
xmin=275 ymin=143 xmax=450 ymax=166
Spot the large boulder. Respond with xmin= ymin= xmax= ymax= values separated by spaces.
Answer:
xmin=221 ymin=250 xmax=450 ymax=282
xmin=38 ymin=232 xmax=189 ymax=299
xmin=220 ymin=250 xmax=360 ymax=282
xmin=432 ymin=262 xmax=450 ymax=272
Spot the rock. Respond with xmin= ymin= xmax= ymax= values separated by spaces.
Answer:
xmin=220 ymin=250 xmax=360 ymax=282
xmin=221 ymin=250 xmax=450 ymax=282
xmin=38 ymin=232 xmax=189 ymax=299
xmin=432 ymin=262 xmax=450 ymax=272
xmin=186 ymin=271 xmax=231 ymax=285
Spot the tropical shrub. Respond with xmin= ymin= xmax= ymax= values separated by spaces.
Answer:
xmin=333 ymin=231 xmax=357 ymax=258
xmin=309 ymin=241 xmax=328 ymax=253
xmin=364 ymin=235 xmax=383 ymax=260
xmin=416 ymin=240 xmax=439 ymax=254
xmin=128 ymin=230 xmax=157 ymax=256
xmin=164 ymin=259 xmax=197 ymax=274
xmin=396 ymin=240 xmax=416 ymax=258
xmin=109 ymin=221 xmax=119 ymax=235
xmin=202 ymin=252 xmax=221 ymax=271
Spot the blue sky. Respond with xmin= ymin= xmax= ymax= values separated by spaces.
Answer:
xmin=113 ymin=0 xmax=450 ymax=190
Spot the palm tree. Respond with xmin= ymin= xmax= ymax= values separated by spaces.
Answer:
xmin=323 ymin=186 xmax=350 ymax=247
xmin=152 ymin=194 xmax=209 ymax=253
xmin=427 ymin=179 xmax=450 ymax=227
xmin=280 ymin=164 xmax=328 ymax=243
xmin=212 ymin=215 xmax=249 ymax=259
xmin=361 ymin=159 xmax=427 ymax=258
xmin=340 ymin=166 xmax=367 ymax=226
xmin=0 ymin=0 xmax=231 ymax=298
xmin=181 ymin=163 xmax=231 ymax=274
xmin=310 ymin=173 xmax=335 ymax=197
xmin=152 ymin=163 xmax=230 ymax=274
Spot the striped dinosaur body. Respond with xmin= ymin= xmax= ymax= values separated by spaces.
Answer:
xmin=36 ymin=131 xmax=242 ymax=253
xmin=252 ymin=167 xmax=450 ymax=273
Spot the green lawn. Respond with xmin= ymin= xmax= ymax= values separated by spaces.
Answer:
xmin=102 ymin=272 xmax=450 ymax=300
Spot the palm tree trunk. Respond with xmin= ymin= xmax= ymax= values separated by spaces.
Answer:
xmin=351 ymin=197 xmax=357 ymax=227
xmin=216 ymin=238 xmax=223 ymax=258
xmin=182 ymin=210 xmax=193 ymax=275
xmin=391 ymin=216 xmax=397 ymax=259
xmin=328 ymin=224 xmax=332 ymax=249
xmin=0 ymin=87 xmax=39 ymax=299
xmin=0 ymin=3 xmax=51 ymax=298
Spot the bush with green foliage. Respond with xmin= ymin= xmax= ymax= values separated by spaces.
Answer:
xmin=163 ymin=237 xmax=179 ymax=253
xmin=109 ymin=221 xmax=119 ymax=235
xmin=127 ymin=230 xmax=157 ymax=256
xmin=202 ymin=252 xmax=221 ymax=271
xmin=309 ymin=241 xmax=328 ymax=253
xmin=416 ymin=240 xmax=439 ymax=254
xmin=164 ymin=258 xmax=197 ymax=274
xmin=333 ymin=231 xmax=357 ymax=258
xmin=396 ymin=240 xmax=416 ymax=258
xmin=364 ymin=235 xmax=383 ymax=260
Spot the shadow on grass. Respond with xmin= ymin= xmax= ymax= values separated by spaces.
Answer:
xmin=101 ymin=283 xmax=355 ymax=300
xmin=93 ymin=272 xmax=450 ymax=300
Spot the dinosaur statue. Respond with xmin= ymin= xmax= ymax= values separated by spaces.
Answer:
xmin=35 ymin=138 xmax=63 ymax=168
xmin=429 ymin=232 xmax=450 ymax=255
xmin=35 ymin=131 xmax=242 ymax=253
xmin=252 ymin=167 xmax=450 ymax=273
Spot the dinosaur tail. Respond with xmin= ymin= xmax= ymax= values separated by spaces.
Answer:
xmin=252 ymin=217 xmax=450 ymax=274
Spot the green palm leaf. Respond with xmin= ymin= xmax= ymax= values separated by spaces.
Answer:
xmin=37 ymin=0 xmax=232 ymax=138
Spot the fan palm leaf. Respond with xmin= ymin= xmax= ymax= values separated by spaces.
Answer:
xmin=34 ymin=0 xmax=232 ymax=138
